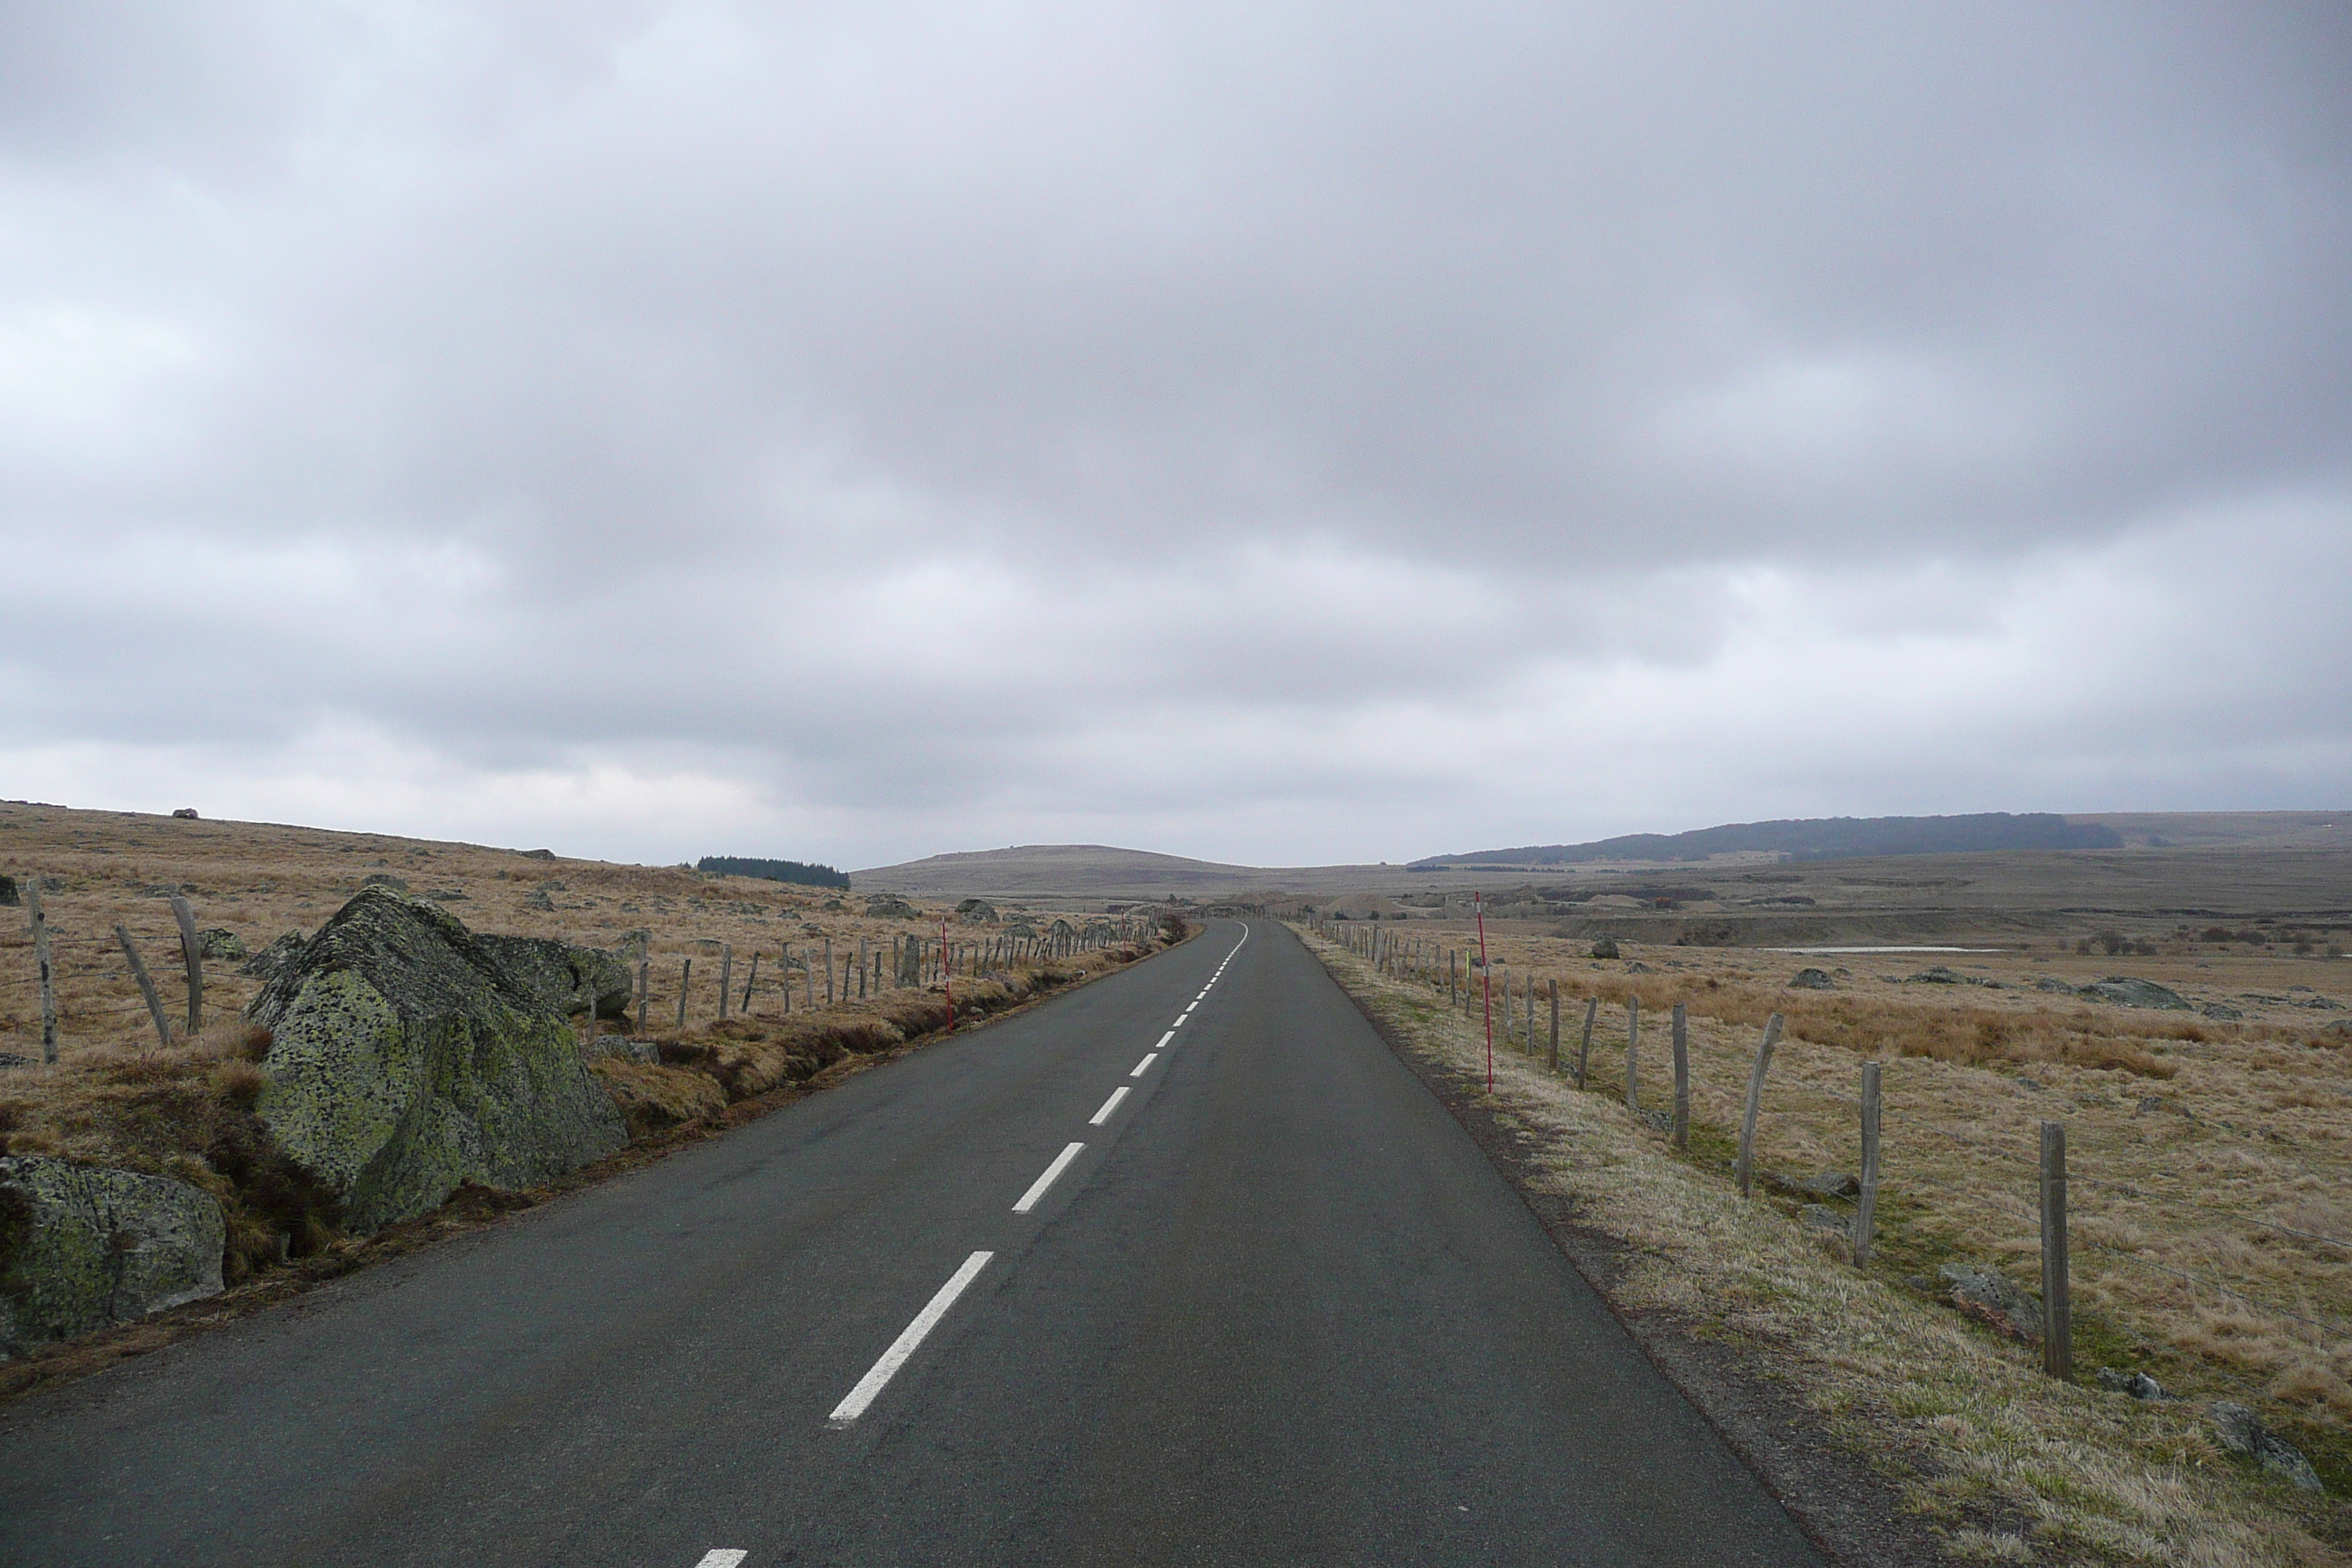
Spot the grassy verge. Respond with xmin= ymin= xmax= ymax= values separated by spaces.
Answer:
xmin=1301 ymin=926 xmax=2348 ymax=1568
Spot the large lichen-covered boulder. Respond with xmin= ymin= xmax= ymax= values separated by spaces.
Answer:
xmin=0 ymin=1156 xmax=225 ymax=1355
xmin=475 ymin=935 xmax=634 ymax=1019
xmin=245 ymin=889 xmax=627 ymax=1235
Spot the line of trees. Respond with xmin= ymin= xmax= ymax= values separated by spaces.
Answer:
xmin=696 ymin=856 xmax=851 ymax=889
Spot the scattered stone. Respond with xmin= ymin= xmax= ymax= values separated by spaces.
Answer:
xmin=519 ymin=849 xmax=555 ymax=861
xmin=1910 ymin=965 xmax=1967 ymax=984
xmin=1589 ymin=937 xmax=1621 ymax=960
xmin=0 ymin=1156 xmax=226 ymax=1354
xmin=1641 ymin=1109 xmax=1675 ymax=1134
xmin=2201 ymin=1002 xmax=2243 ymax=1019
xmin=522 ymin=889 xmax=555 ymax=911
xmin=0 ymin=875 xmax=16 ymax=908
xmin=1940 ymin=1263 xmax=2043 ymax=1343
xmin=1787 ymin=968 xmax=1835 ymax=990
xmin=195 ymin=928 xmax=246 ymax=962
xmin=2299 ymin=996 xmax=2344 ymax=1011
xmin=1800 ymin=1205 xmax=1850 ymax=1235
xmin=820 ymin=898 xmax=845 ymax=912
xmin=2096 ymin=1367 xmax=2168 ymax=1401
xmin=2034 ymin=977 xmax=2078 ymax=994
xmin=864 ymin=894 xmax=921 ymax=920
xmin=2015 ymin=1076 xmax=2044 ymax=1090
xmin=2077 ymin=976 xmax=2193 ymax=1011
xmin=237 ymin=932 xmax=307 ymax=983
xmin=1624 ymin=961 xmax=1653 ymax=973
xmin=2134 ymin=1096 xmax=2168 ymax=1117
xmin=170 ymin=807 xmax=198 ymax=820
xmin=2211 ymin=1402 xmax=2325 ymax=1492
xmin=424 ymin=889 xmax=468 ymax=902
xmin=244 ymin=889 xmax=627 ymax=1234
xmin=1801 ymin=1169 xmax=1861 ymax=1199
xmin=361 ymin=872 xmax=410 ymax=893
xmin=955 ymin=897 xmax=1001 ymax=924
xmin=540 ymin=881 xmax=568 ymax=894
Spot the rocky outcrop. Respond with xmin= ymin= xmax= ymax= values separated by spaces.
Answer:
xmin=1589 ymin=937 xmax=1621 ymax=960
xmin=0 ymin=1156 xmax=225 ymax=1354
xmin=2212 ymin=1401 xmax=2324 ymax=1491
xmin=474 ymin=935 xmax=633 ymax=1019
xmin=2078 ymin=976 xmax=2192 ymax=1011
xmin=1787 ymin=967 xmax=1835 ymax=990
xmin=238 ymin=932 xmax=307 ymax=982
xmin=955 ymin=898 xmax=1000 ymax=924
xmin=197 ymin=928 xmax=246 ymax=962
xmin=864 ymin=894 xmax=921 ymax=920
xmin=246 ymin=889 xmax=626 ymax=1235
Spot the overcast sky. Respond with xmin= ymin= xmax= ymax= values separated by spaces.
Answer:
xmin=4 ymin=2 xmax=2347 ymax=870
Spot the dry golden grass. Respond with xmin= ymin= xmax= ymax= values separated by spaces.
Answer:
xmin=1313 ymin=920 xmax=2352 ymax=1563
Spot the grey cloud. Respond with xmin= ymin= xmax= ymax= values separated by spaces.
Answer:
xmin=1 ymin=2 xmax=2346 ymax=864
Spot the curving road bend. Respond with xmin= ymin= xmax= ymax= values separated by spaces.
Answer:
xmin=0 ymin=919 xmax=1823 ymax=1567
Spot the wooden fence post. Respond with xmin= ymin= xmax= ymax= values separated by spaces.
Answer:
xmin=823 ymin=938 xmax=834 ymax=1005
xmin=859 ymin=938 xmax=869 ymax=999
xmin=717 ymin=944 xmax=733 ymax=1020
xmin=1625 ymin=995 xmax=1640 ymax=1112
xmin=1853 ymin=1060 xmax=1882 ymax=1268
xmin=676 ymin=957 xmax=692 ymax=1028
xmin=1734 ymin=1014 xmax=1783 ymax=1197
xmin=26 ymin=878 xmax=56 ymax=1063
xmin=168 ymin=893 xmax=203 ymax=1036
xmin=1525 ymin=976 xmax=1535 ymax=1054
xmin=1547 ymin=980 xmax=1560 ymax=1072
xmin=742 ymin=949 xmax=761 ymax=1012
xmin=2041 ymin=1120 xmax=2072 ymax=1380
xmin=1670 ymin=1001 xmax=1689 ymax=1150
xmin=1449 ymin=950 xmax=1457 ymax=1009
xmin=115 ymin=925 xmax=171 ymax=1051
xmin=1575 ymin=996 xmax=1597 ymax=1090
xmin=636 ymin=958 xmax=649 ymax=1032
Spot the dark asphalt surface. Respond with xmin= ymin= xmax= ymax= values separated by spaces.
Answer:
xmin=0 ymin=920 xmax=1823 ymax=1567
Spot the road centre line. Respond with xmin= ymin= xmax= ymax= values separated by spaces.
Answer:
xmin=1012 ymin=1142 xmax=1088 ymax=1213
xmin=1129 ymin=1053 xmax=1159 ymax=1078
xmin=1171 ymin=1015 xmax=1186 ymax=1028
xmin=692 ymin=1553 xmax=747 ymax=1568
xmin=1088 ymin=1086 xmax=1131 ymax=1125
xmin=1154 ymin=1030 xmax=1175 ymax=1049
xmin=827 ymin=1251 xmax=995 ymax=1426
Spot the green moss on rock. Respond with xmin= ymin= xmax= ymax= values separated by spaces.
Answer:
xmin=0 ymin=1156 xmax=226 ymax=1354
xmin=247 ymin=889 xmax=626 ymax=1234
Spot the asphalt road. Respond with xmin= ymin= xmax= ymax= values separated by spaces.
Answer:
xmin=0 ymin=920 xmax=1823 ymax=1567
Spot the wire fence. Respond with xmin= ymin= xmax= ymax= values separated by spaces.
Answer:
xmin=1304 ymin=915 xmax=2352 ymax=1384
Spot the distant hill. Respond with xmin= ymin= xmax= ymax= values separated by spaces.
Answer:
xmin=1412 ymin=813 xmax=2125 ymax=868
xmin=851 ymin=844 xmax=1264 ymax=898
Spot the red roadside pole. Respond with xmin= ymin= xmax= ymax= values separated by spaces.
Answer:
xmin=1476 ymin=892 xmax=1493 ymax=1091
xmin=941 ymin=916 xmax=954 ymax=1034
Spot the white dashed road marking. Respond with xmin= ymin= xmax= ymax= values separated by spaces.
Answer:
xmin=827 ymin=1251 xmax=995 ymax=1426
xmin=1088 ymin=1087 xmax=1131 ymax=1125
xmin=1012 ymin=1142 xmax=1088 ymax=1213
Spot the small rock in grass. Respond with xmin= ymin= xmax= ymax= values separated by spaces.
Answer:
xmin=361 ymin=872 xmax=410 ymax=892
xmin=2211 ymin=1402 xmax=2324 ymax=1492
xmin=1799 ymin=1204 xmax=1850 ymax=1235
xmin=2035 ymin=977 xmax=2078 ymax=994
xmin=2096 ymin=1367 xmax=2168 ymax=1401
xmin=1940 ymin=1263 xmax=2043 ymax=1343
xmin=1624 ymin=960 xmax=1652 ymax=973
xmin=1787 ymin=967 xmax=1835 ymax=990
xmin=1589 ymin=937 xmax=1621 ymax=960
